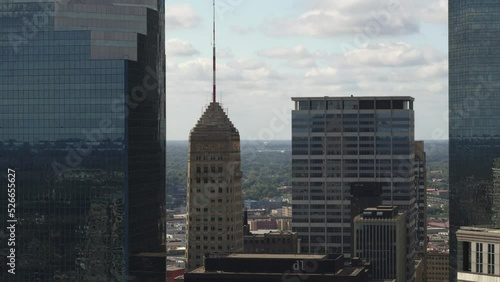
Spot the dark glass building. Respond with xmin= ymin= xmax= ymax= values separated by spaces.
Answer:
xmin=449 ymin=1 xmax=500 ymax=281
xmin=0 ymin=1 xmax=165 ymax=281
xmin=291 ymin=96 xmax=417 ymax=281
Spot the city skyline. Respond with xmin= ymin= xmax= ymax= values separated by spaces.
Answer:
xmin=166 ymin=0 xmax=447 ymax=141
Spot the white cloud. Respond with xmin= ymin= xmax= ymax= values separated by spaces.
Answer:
xmin=415 ymin=60 xmax=448 ymax=78
xmin=419 ymin=0 xmax=448 ymax=24
xmin=257 ymin=45 xmax=323 ymax=68
xmin=258 ymin=45 xmax=312 ymax=59
xmin=305 ymin=67 xmax=338 ymax=80
xmin=263 ymin=0 xmax=419 ymax=37
xmin=227 ymin=58 xmax=266 ymax=70
xmin=166 ymin=39 xmax=199 ymax=57
xmin=172 ymin=58 xmax=212 ymax=81
xmin=217 ymin=47 xmax=234 ymax=58
xmin=166 ymin=4 xmax=201 ymax=29
xmin=344 ymin=43 xmax=445 ymax=67
xmin=166 ymin=1 xmax=448 ymax=140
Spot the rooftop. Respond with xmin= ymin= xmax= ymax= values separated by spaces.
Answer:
xmin=458 ymin=226 xmax=500 ymax=234
xmin=292 ymin=96 xmax=414 ymax=101
xmin=224 ymin=253 xmax=327 ymax=260
xmin=190 ymin=102 xmax=239 ymax=139
xmin=248 ymin=230 xmax=295 ymax=235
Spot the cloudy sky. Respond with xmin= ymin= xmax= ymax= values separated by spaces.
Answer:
xmin=166 ymin=0 xmax=448 ymax=140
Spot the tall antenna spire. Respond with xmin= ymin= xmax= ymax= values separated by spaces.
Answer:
xmin=212 ymin=0 xmax=216 ymax=103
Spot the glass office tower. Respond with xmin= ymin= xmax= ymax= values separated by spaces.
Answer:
xmin=449 ymin=1 xmax=500 ymax=281
xmin=0 ymin=1 xmax=165 ymax=281
xmin=291 ymin=96 xmax=417 ymax=281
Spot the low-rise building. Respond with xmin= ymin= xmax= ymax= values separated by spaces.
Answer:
xmin=425 ymin=251 xmax=449 ymax=282
xmin=167 ymin=266 xmax=185 ymax=282
xmin=181 ymin=253 xmax=370 ymax=282
xmin=248 ymin=218 xmax=278 ymax=230
xmin=244 ymin=230 xmax=298 ymax=254
xmin=353 ymin=206 xmax=407 ymax=282
xmin=456 ymin=226 xmax=500 ymax=281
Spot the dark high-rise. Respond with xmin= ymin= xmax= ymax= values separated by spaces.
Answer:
xmin=449 ymin=1 xmax=500 ymax=280
xmin=291 ymin=96 xmax=417 ymax=281
xmin=0 ymin=1 xmax=165 ymax=281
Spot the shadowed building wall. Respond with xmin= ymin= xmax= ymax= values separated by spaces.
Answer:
xmin=0 ymin=1 xmax=165 ymax=281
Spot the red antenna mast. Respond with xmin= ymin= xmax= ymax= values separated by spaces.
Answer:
xmin=212 ymin=0 xmax=216 ymax=103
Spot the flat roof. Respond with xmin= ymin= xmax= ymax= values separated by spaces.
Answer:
xmin=292 ymin=96 xmax=414 ymax=101
xmin=130 ymin=252 xmax=165 ymax=258
xmin=248 ymin=230 xmax=296 ymax=235
xmin=189 ymin=266 xmax=366 ymax=277
xmin=224 ymin=253 xmax=327 ymax=259
xmin=458 ymin=226 xmax=500 ymax=234
xmin=167 ymin=266 xmax=184 ymax=271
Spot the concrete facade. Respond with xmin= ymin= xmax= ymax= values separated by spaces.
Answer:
xmin=354 ymin=206 xmax=407 ymax=282
xmin=185 ymin=102 xmax=244 ymax=270
xmin=457 ymin=226 xmax=500 ymax=281
xmin=244 ymin=230 xmax=298 ymax=254
xmin=426 ymin=252 xmax=449 ymax=282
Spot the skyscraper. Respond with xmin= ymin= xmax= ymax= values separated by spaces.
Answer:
xmin=185 ymin=104 xmax=244 ymax=270
xmin=449 ymin=1 xmax=500 ymax=280
xmin=291 ymin=96 xmax=417 ymax=281
xmin=0 ymin=1 xmax=165 ymax=281
xmin=185 ymin=0 xmax=243 ymax=270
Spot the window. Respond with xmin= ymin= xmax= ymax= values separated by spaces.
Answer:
xmin=311 ymin=100 xmax=325 ymax=110
xmin=298 ymin=100 xmax=309 ymax=110
xmin=359 ymin=100 xmax=374 ymax=109
xmin=327 ymin=100 xmax=342 ymax=110
xmin=343 ymin=100 xmax=358 ymax=110
xmin=477 ymin=243 xmax=483 ymax=273
xmin=488 ymin=244 xmax=495 ymax=274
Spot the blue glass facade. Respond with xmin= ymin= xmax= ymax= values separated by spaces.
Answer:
xmin=449 ymin=1 xmax=500 ymax=280
xmin=0 ymin=1 xmax=165 ymax=281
